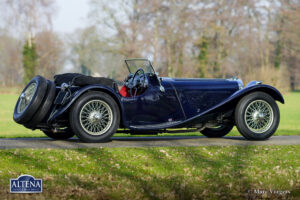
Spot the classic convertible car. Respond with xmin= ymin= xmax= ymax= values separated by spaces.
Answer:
xmin=13 ymin=58 xmax=284 ymax=142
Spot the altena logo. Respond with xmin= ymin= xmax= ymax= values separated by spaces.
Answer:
xmin=10 ymin=175 xmax=42 ymax=193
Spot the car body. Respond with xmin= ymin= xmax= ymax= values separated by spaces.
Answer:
xmin=13 ymin=59 xmax=284 ymax=142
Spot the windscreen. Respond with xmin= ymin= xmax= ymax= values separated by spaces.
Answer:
xmin=125 ymin=59 xmax=155 ymax=74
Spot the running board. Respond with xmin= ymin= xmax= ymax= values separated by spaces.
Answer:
xmin=129 ymin=121 xmax=181 ymax=130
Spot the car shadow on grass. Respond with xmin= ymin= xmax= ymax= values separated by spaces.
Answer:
xmin=1 ymin=146 xmax=298 ymax=199
xmin=75 ymin=146 xmax=254 ymax=199
xmin=111 ymin=136 xmax=247 ymax=141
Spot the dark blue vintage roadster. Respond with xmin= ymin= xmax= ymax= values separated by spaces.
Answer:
xmin=13 ymin=59 xmax=284 ymax=142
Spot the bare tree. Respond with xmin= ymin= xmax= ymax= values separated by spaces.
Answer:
xmin=89 ymin=0 xmax=146 ymax=58
xmin=4 ymin=0 xmax=55 ymax=36
xmin=0 ymin=33 xmax=22 ymax=86
xmin=0 ymin=0 xmax=59 ymax=84
xmin=35 ymin=31 xmax=65 ymax=79
xmin=275 ymin=0 xmax=300 ymax=90
xmin=84 ymin=0 xmax=300 ymax=91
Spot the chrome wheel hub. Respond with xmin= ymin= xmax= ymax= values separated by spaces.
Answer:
xmin=244 ymin=100 xmax=274 ymax=134
xmin=17 ymin=83 xmax=37 ymax=113
xmin=252 ymin=111 xmax=265 ymax=122
xmin=89 ymin=111 xmax=102 ymax=124
xmin=79 ymin=100 xmax=113 ymax=136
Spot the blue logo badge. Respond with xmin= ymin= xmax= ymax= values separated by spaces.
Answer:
xmin=10 ymin=175 xmax=42 ymax=193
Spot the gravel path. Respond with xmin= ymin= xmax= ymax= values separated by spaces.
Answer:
xmin=0 ymin=136 xmax=299 ymax=149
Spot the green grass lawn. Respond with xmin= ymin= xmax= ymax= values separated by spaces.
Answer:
xmin=0 ymin=146 xmax=299 ymax=199
xmin=0 ymin=92 xmax=299 ymax=138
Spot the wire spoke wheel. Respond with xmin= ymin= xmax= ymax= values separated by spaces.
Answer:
xmin=244 ymin=100 xmax=274 ymax=134
xmin=201 ymin=124 xmax=233 ymax=138
xmin=13 ymin=76 xmax=48 ymax=124
xmin=70 ymin=91 xmax=120 ymax=142
xmin=17 ymin=83 xmax=37 ymax=114
xmin=79 ymin=100 xmax=113 ymax=136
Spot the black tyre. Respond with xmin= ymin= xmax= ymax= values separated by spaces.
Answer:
xmin=42 ymin=128 xmax=75 ymax=140
xmin=69 ymin=91 xmax=120 ymax=143
xmin=235 ymin=92 xmax=280 ymax=140
xmin=13 ymin=76 xmax=47 ymax=124
xmin=25 ymin=80 xmax=56 ymax=129
xmin=201 ymin=125 xmax=233 ymax=138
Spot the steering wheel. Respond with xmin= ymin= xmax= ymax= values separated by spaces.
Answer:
xmin=125 ymin=68 xmax=146 ymax=96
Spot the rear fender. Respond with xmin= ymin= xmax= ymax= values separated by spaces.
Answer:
xmin=48 ymin=85 xmax=124 ymax=124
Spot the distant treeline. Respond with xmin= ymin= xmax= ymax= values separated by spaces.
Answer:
xmin=0 ymin=0 xmax=299 ymax=91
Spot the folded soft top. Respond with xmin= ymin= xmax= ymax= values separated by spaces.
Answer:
xmin=54 ymin=73 xmax=115 ymax=88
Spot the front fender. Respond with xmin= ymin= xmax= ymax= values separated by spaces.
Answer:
xmin=48 ymin=85 xmax=123 ymax=123
xmin=232 ymin=83 xmax=284 ymax=104
xmin=171 ymin=83 xmax=284 ymax=128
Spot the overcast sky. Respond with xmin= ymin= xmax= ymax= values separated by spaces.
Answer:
xmin=52 ymin=0 xmax=90 ymax=34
